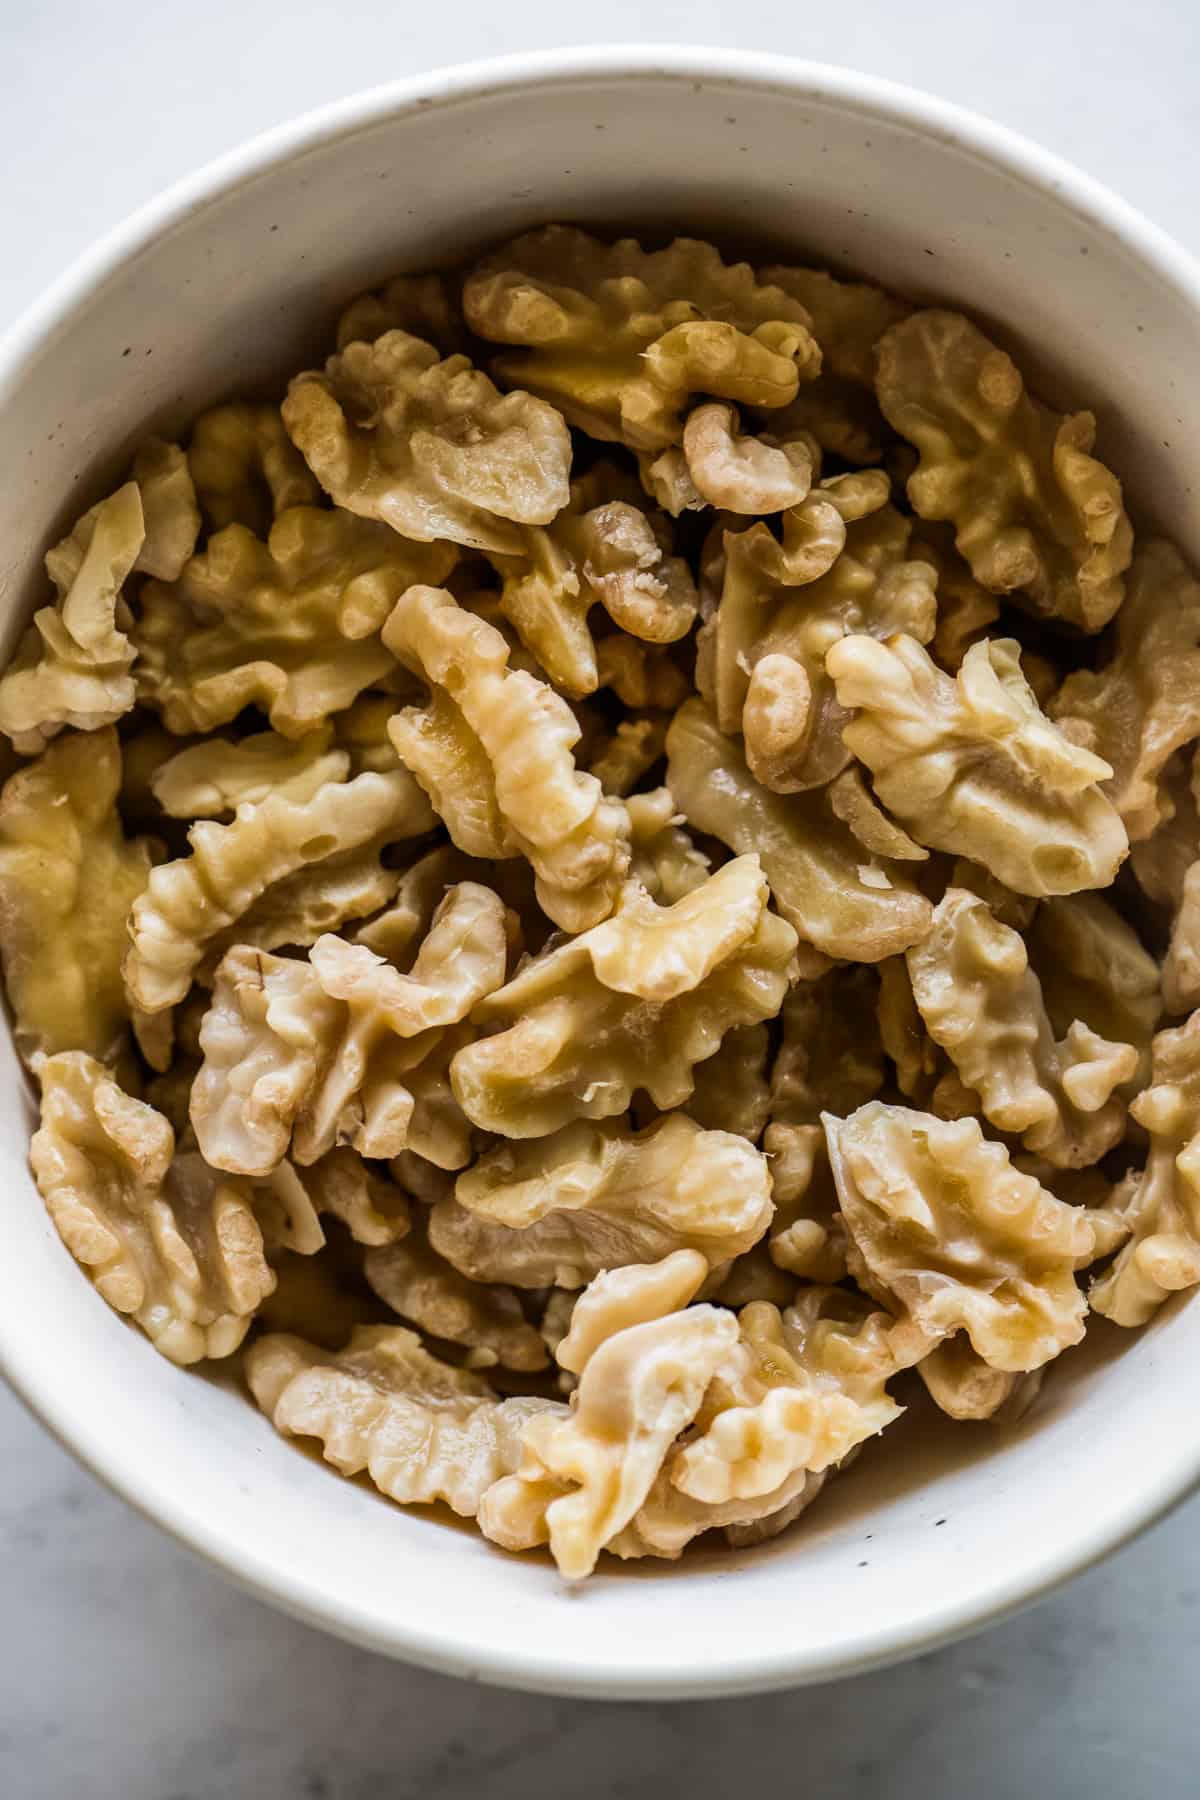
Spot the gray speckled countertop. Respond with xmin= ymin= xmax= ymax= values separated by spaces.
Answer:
xmin=4 ymin=3 xmax=1200 ymax=1793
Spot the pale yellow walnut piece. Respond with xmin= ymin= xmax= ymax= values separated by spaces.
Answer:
xmin=595 ymin=634 xmax=690 ymax=711
xmin=450 ymin=856 xmax=797 ymax=1138
xmin=188 ymin=402 xmax=321 ymax=535
xmin=588 ymin=713 xmax=669 ymax=797
xmin=135 ymin=506 xmax=455 ymax=738
xmin=246 ymin=1324 xmax=564 ymax=1517
xmin=907 ymin=888 xmax=1138 ymax=1167
xmin=432 ymin=1115 xmax=772 ymax=1290
xmin=124 ymin=765 xmax=434 ymax=1014
xmin=478 ymin=1294 xmax=738 ymax=1576
xmin=1015 ymin=1161 xmax=1141 ymax=1267
xmin=252 ymin=1150 xmax=413 ymax=1256
xmin=826 ymin=766 xmax=929 ymax=863
xmin=196 ymin=842 xmax=406 ymax=982
xmin=763 ymin=264 xmax=911 ymax=387
xmin=192 ymin=884 xmax=508 ymax=1175
xmin=625 ymin=787 xmax=710 ymax=905
xmin=463 ymin=227 xmax=821 ymax=452
xmin=610 ymin=1464 xmax=826 ymax=1562
xmin=127 ymin=438 xmax=203 ymax=581
xmin=0 ymin=727 xmax=152 ymax=1064
xmin=665 ymin=697 xmax=931 ymax=963
xmin=282 ymin=330 xmax=572 ymax=556
xmin=0 ymin=483 xmax=144 ymax=752
xmin=713 ymin=489 xmax=936 ymax=793
xmin=365 ymin=1228 xmax=545 ymax=1372
xmin=876 ymin=310 xmax=1131 ymax=630
xmin=915 ymin=526 xmax=1002 ymax=672
xmin=827 ymin=633 xmax=1128 ymax=896
xmin=1091 ymin=1012 xmax=1200 ymax=1325
xmin=684 ymin=1024 xmax=771 ymax=1142
xmin=669 ymin=1285 xmax=902 ymax=1506
xmin=150 ymin=726 xmax=350 ymax=818
xmin=31 ymin=1056 xmax=272 ymax=1365
xmin=637 ymin=446 xmax=706 ymax=517
xmin=336 ymin=271 xmax=467 ymax=356
xmin=917 ymin=1337 xmax=1043 ymax=1423
xmin=384 ymin=585 xmax=630 ymax=930
xmin=1049 ymin=542 xmax=1200 ymax=840
xmin=770 ymin=967 xmax=884 ymax=1125
xmin=1027 ymin=893 xmax=1161 ymax=1091
xmin=354 ymin=842 xmax=538 ymax=966
xmin=763 ymin=1122 xmax=847 ymax=1282
xmin=681 ymin=403 xmax=817 ymax=513
xmin=487 ymin=466 xmax=698 ymax=697
xmin=824 ymin=1101 xmax=1094 ymax=1370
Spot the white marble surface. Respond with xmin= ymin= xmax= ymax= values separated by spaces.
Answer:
xmin=4 ymin=3 xmax=1200 ymax=1793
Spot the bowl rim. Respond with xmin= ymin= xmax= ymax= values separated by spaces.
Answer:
xmin=4 ymin=43 xmax=1200 ymax=1699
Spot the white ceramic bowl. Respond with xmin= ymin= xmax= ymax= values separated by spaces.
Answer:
xmin=3 ymin=46 xmax=1200 ymax=1701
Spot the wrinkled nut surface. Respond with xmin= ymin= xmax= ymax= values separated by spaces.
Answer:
xmin=282 ymin=329 xmax=572 ymax=555
xmin=825 ymin=1101 xmax=1095 ymax=1371
xmin=430 ymin=1115 xmax=772 ymax=1288
xmin=1091 ymin=1013 xmax=1200 ymax=1326
xmin=364 ymin=1230 xmax=547 ymax=1371
xmin=135 ymin=506 xmax=454 ymax=738
xmin=681 ymin=403 xmax=817 ymax=514
xmin=625 ymin=787 xmax=710 ymax=905
xmin=463 ymin=227 xmax=821 ymax=451
xmin=31 ymin=1057 xmax=273 ymax=1364
xmin=124 ymin=766 xmax=434 ymax=1014
xmin=151 ymin=726 xmax=350 ymax=818
xmin=907 ymin=888 xmax=1139 ymax=1168
xmin=828 ymin=633 xmax=1128 ymax=896
xmin=247 ymin=1324 xmax=564 ymax=1516
xmin=0 ymin=483 xmax=144 ymax=753
xmin=876 ymin=310 xmax=1132 ymax=630
xmin=384 ymin=585 xmax=631 ymax=930
xmin=0 ymin=727 xmax=152 ymax=1064
xmin=189 ymin=402 xmax=320 ymax=535
xmin=450 ymin=856 xmax=798 ymax=1138
xmin=666 ymin=697 xmax=931 ymax=963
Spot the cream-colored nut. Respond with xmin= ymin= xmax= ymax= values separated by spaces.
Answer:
xmin=588 ymin=713 xmax=669 ymax=798
xmin=555 ymin=1248 xmax=709 ymax=1373
xmin=365 ymin=1231 xmax=547 ymax=1371
xmin=430 ymin=1115 xmax=772 ymax=1288
xmin=763 ymin=263 xmax=912 ymax=387
xmin=282 ymin=330 xmax=572 ymax=555
xmin=135 ymin=506 xmax=454 ymax=738
xmin=0 ymin=483 xmax=144 ymax=752
xmin=477 ymin=1297 xmax=738 ymax=1578
xmin=487 ymin=464 xmax=697 ymax=697
xmin=762 ymin=1123 xmax=847 ymax=1282
xmin=31 ymin=1057 xmax=272 ymax=1365
xmin=354 ymin=842 xmax=537 ymax=968
xmin=827 ymin=633 xmax=1128 ymax=896
xmin=681 ymin=403 xmax=816 ymax=513
xmin=150 ymin=726 xmax=350 ymax=818
xmin=247 ymin=1325 xmax=564 ymax=1517
xmin=1050 ymin=541 xmax=1200 ymax=841
xmin=1091 ymin=1012 xmax=1200 ymax=1325
xmin=449 ymin=856 xmax=797 ymax=1138
xmin=1027 ymin=892 xmax=1161 ymax=1092
xmin=825 ymin=1101 xmax=1095 ymax=1370
xmin=917 ymin=1338 xmax=1043 ymax=1422
xmin=595 ymin=634 xmax=690 ymax=711
xmin=290 ymin=1147 xmax=412 ymax=1247
xmin=637 ymin=448 xmax=705 ymax=517
xmin=0 ymin=727 xmax=152 ymax=1065
xmin=124 ymin=765 xmax=434 ymax=1014
xmin=384 ymin=585 xmax=631 ymax=931
xmin=192 ymin=884 xmax=509 ymax=1174
xmin=625 ymin=787 xmax=710 ymax=905
xmin=464 ymin=227 xmax=821 ymax=451
xmin=907 ymin=888 xmax=1138 ymax=1167
xmin=826 ymin=766 xmax=928 ymax=862
xmin=876 ymin=310 xmax=1131 ymax=630
xmin=742 ymin=654 xmax=812 ymax=790
xmin=665 ymin=698 xmax=931 ymax=963
xmin=189 ymin=402 xmax=320 ymax=534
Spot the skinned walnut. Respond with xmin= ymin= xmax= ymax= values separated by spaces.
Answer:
xmin=449 ymin=856 xmax=798 ymax=1138
xmin=0 ymin=727 xmax=152 ymax=1065
xmin=463 ymin=227 xmax=822 ymax=452
xmin=876 ymin=310 xmax=1132 ymax=630
xmin=282 ymin=329 xmax=572 ymax=555
xmin=188 ymin=402 xmax=319 ymax=534
xmin=665 ymin=697 xmax=931 ymax=964
xmin=246 ymin=1324 xmax=564 ymax=1517
xmin=825 ymin=1101 xmax=1096 ymax=1371
xmin=827 ymin=633 xmax=1128 ymax=896
xmin=135 ymin=506 xmax=455 ymax=738
xmin=429 ymin=1114 xmax=772 ymax=1289
xmin=31 ymin=1056 xmax=273 ymax=1364
xmin=364 ymin=1228 xmax=547 ymax=1372
xmin=150 ymin=726 xmax=351 ymax=818
xmin=384 ymin=584 xmax=631 ymax=931
xmin=907 ymin=888 xmax=1139 ymax=1167
xmin=124 ymin=766 xmax=434 ymax=1014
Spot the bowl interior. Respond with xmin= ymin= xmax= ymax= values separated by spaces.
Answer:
xmin=2 ymin=53 xmax=1199 ymax=1697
